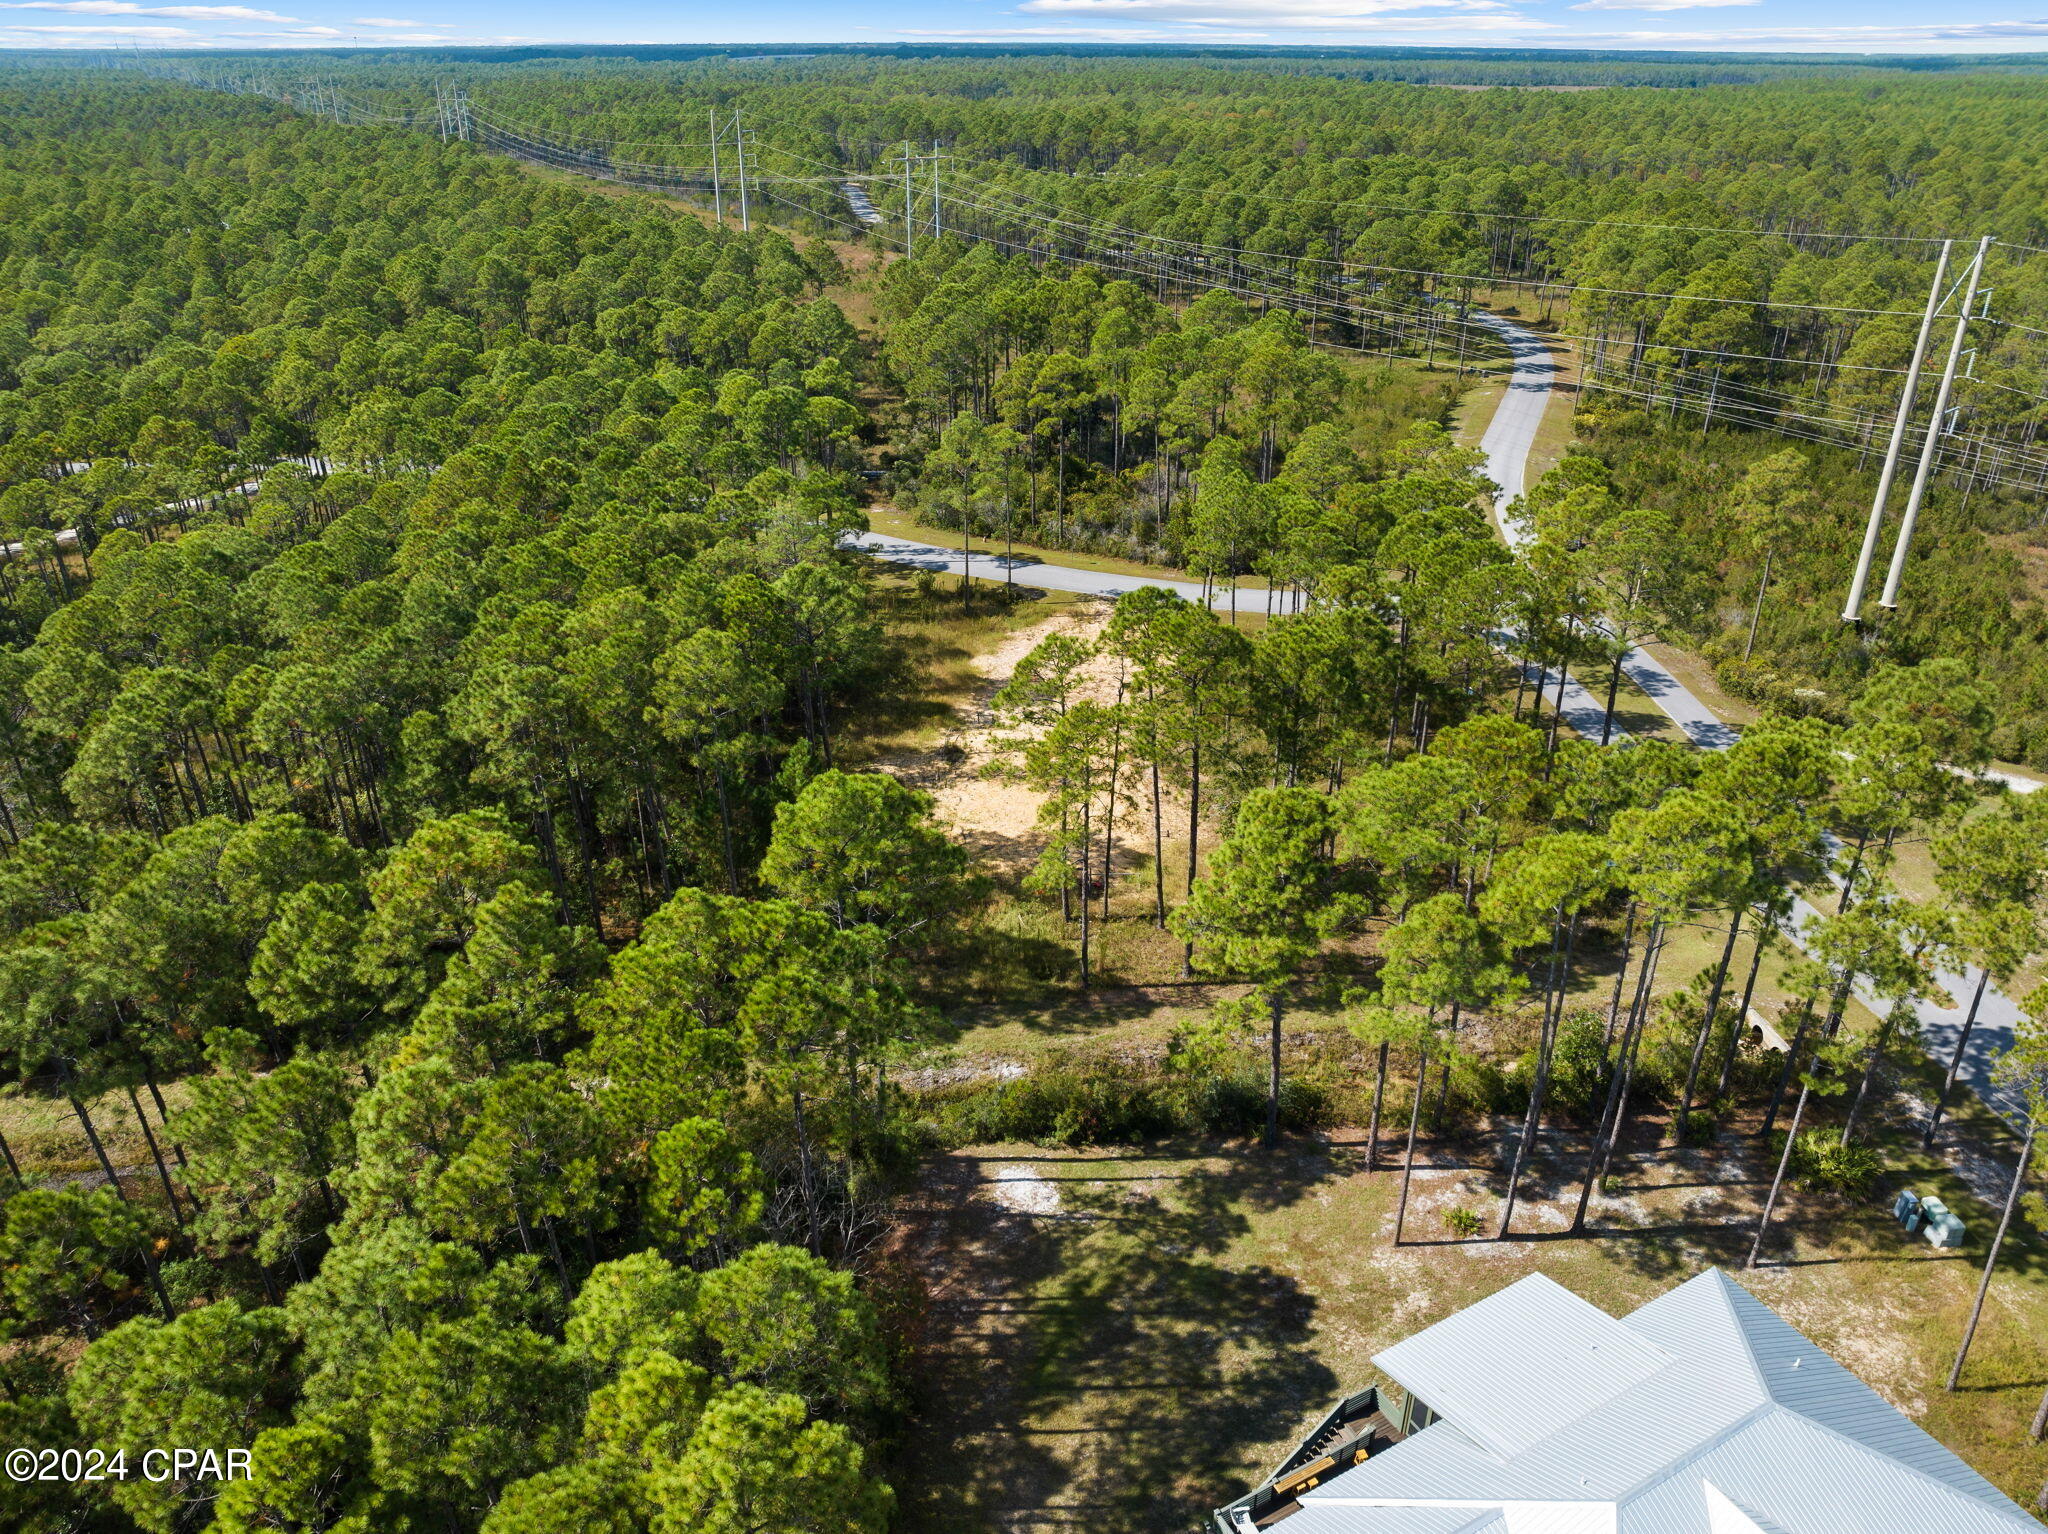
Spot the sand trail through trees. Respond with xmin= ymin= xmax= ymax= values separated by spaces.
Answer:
xmin=875 ymin=599 xmax=1121 ymax=871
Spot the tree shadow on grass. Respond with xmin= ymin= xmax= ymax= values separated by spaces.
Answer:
xmin=925 ymin=978 xmax=1222 ymax=1041
xmin=841 ymin=627 xmax=965 ymax=749
xmin=892 ymin=1142 xmax=1347 ymax=1534
xmin=1005 ymin=1160 xmax=1339 ymax=1532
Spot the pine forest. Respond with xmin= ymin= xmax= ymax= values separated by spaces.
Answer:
xmin=2 ymin=47 xmax=2048 ymax=1534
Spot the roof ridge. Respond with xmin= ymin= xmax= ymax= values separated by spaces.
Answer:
xmin=1709 ymin=1275 xmax=2030 ymax=1519
xmin=1613 ymin=1396 xmax=1778 ymax=1509
xmin=1776 ymin=1403 xmax=2042 ymax=1526
xmin=1697 ymin=1268 xmax=1771 ymax=1395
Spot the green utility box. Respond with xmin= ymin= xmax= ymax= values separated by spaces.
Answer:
xmin=1918 ymin=1196 xmax=1966 ymax=1249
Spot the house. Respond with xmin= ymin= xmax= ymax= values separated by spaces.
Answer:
xmin=1215 ymin=1268 xmax=2039 ymax=1534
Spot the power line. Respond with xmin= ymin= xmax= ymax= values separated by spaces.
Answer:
xmin=100 ymin=59 xmax=2048 ymax=504
xmin=933 ymin=166 xmax=1944 ymax=322
xmin=929 ymin=170 xmax=2048 ymax=417
xmin=1053 ymin=166 xmax=1969 ymax=248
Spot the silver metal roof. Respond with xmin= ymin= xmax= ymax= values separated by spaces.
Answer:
xmin=1286 ymin=1268 xmax=2036 ymax=1534
xmin=1371 ymin=1271 xmax=1674 ymax=1462
xmin=1271 ymin=1507 xmax=1504 ymax=1534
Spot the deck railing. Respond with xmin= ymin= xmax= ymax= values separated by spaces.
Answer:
xmin=1208 ymin=1383 xmax=1386 ymax=1532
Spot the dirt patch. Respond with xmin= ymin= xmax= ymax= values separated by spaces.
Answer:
xmin=897 ymin=1059 xmax=1028 ymax=1092
xmin=988 ymin=1165 xmax=1064 ymax=1218
xmin=873 ymin=600 xmax=1116 ymax=871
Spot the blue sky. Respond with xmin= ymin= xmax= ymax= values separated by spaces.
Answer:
xmin=4 ymin=0 xmax=2048 ymax=54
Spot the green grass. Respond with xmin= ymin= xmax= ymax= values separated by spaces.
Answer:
xmin=891 ymin=1088 xmax=2048 ymax=1533
xmin=892 ymin=887 xmax=2048 ymax=1531
xmin=0 ymin=1077 xmax=192 ymax=1229
xmin=838 ymin=575 xmax=1096 ymax=764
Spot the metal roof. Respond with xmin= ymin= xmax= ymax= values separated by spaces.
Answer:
xmin=1701 ymin=1270 xmax=2020 ymax=1517
xmin=1623 ymin=1411 xmax=2037 ymax=1534
xmin=1272 ymin=1507 xmax=1501 ymax=1534
xmin=1282 ymin=1268 xmax=2037 ymax=1534
xmin=1371 ymin=1271 xmax=1674 ymax=1462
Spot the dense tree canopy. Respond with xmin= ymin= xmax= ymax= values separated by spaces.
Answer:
xmin=3 ymin=53 xmax=2048 ymax=1534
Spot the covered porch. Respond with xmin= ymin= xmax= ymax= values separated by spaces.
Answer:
xmin=1212 ymin=1382 xmax=1422 ymax=1531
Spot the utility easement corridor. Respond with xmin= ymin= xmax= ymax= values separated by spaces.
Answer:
xmin=851 ymin=311 xmax=2034 ymax=1122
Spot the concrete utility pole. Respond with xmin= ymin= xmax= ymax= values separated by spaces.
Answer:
xmin=1842 ymin=240 xmax=1950 ymax=623
xmin=1879 ymin=233 xmax=1992 ymax=611
xmin=710 ymin=108 xmax=723 ymax=225
xmin=930 ymin=140 xmax=942 ymax=240
xmin=902 ymin=141 xmax=915 ymax=256
xmin=736 ymin=111 xmax=750 ymax=233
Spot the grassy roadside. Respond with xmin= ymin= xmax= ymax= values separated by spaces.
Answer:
xmin=861 ymin=504 xmax=1263 ymax=591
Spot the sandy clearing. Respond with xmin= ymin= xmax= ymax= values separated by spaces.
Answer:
xmin=873 ymin=599 xmax=1123 ymax=870
xmin=988 ymin=1164 xmax=1064 ymax=1217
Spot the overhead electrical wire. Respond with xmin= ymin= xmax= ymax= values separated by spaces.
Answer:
xmin=1054 ymin=166 xmax=1969 ymax=248
xmin=103 ymin=59 xmax=2048 ymax=498
xmin=931 ymin=167 xmax=1940 ymax=321
xmin=928 ymin=166 xmax=2048 ymax=406
xmin=936 ymin=181 xmax=2048 ymax=444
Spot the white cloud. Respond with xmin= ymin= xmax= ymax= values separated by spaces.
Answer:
xmin=1572 ymin=0 xmax=1761 ymax=10
xmin=0 ymin=16 xmax=550 ymax=40
xmin=350 ymin=14 xmax=443 ymax=24
xmin=1024 ymin=0 xmax=1514 ymax=13
xmin=0 ymin=0 xmax=295 ymax=15
xmin=1575 ymin=17 xmax=2048 ymax=40
xmin=1259 ymin=12 xmax=1551 ymax=26
xmin=0 ymin=19 xmax=196 ymax=32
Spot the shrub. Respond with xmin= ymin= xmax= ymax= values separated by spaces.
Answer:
xmin=916 ymin=1054 xmax=1329 ymax=1148
xmin=1677 ymin=1108 xmax=1719 ymax=1147
xmin=1445 ymin=1051 xmax=1517 ymax=1120
xmin=1442 ymin=1205 xmax=1484 ymax=1239
xmin=1543 ymin=1015 xmax=1613 ymax=1125
xmin=1786 ymin=1129 xmax=1884 ymax=1197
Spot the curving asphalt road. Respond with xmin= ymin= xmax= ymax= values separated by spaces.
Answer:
xmin=852 ymin=313 xmax=2032 ymax=1123
xmin=1470 ymin=314 xmax=2034 ymax=1116
xmin=844 ymin=532 xmax=1307 ymax=616
xmin=1472 ymin=313 xmax=1743 ymax=751
xmin=1 ymin=459 xmax=333 ymax=560
xmin=1471 ymin=309 xmax=1560 ymax=533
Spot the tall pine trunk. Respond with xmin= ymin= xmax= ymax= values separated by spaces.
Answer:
xmin=1366 ymin=1041 xmax=1389 ymax=1173
xmin=1265 ymin=989 xmax=1283 ymax=1150
xmin=1713 ymin=912 xmax=1770 ymax=1103
xmin=1393 ymin=1049 xmax=1429 ymax=1245
xmin=1674 ymin=905 xmax=1745 ymax=1145
xmin=1746 ymin=1078 xmax=1811 ymax=1269
xmin=1925 ymin=969 xmax=1993 ymax=1148
xmin=1946 ymin=1115 xmax=2035 ymax=1389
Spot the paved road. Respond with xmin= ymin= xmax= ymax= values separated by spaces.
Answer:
xmin=1 ymin=462 xmax=320 ymax=560
xmin=1471 ymin=309 xmax=1560 ymax=538
xmin=851 ymin=317 xmax=2033 ymax=1125
xmin=1472 ymin=313 xmax=1742 ymax=752
xmin=1470 ymin=313 xmax=2029 ymax=1117
xmin=845 ymin=532 xmax=1306 ymax=615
